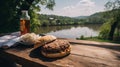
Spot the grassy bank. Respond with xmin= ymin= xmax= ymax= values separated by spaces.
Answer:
xmin=76 ymin=36 xmax=120 ymax=44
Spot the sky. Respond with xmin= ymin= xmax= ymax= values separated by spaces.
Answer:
xmin=39 ymin=0 xmax=111 ymax=17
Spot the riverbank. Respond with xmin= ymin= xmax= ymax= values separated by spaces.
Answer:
xmin=76 ymin=36 xmax=120 ymax=44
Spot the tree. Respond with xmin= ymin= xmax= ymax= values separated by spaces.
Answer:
xmin=0 ymin=0 xmax=55 ymax=33
xmin=105 ymin=0 xmax=120 ymax=40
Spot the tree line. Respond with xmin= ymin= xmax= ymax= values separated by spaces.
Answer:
xmin=38 ymin=14 xmax=82 ymax=26
xmin=37 ymin=12 xmax=110 ymax=26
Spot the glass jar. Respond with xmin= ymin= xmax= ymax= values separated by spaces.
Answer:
xmin=20 ymin=10 xmax=30 ymax=35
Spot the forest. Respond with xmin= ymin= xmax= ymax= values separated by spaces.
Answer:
xmin=38 ymin=11 xmax=111 ymax=26
xmin=39 ymin=14 xmax=81 ymax=26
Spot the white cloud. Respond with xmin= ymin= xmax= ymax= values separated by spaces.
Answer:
xmin=54 ymin=0 xmax=96 ymax=17
xmin=78 ymin=0 xmax=95 ymax=7
xmin=40 ymin=0 xmax=104 ymax=17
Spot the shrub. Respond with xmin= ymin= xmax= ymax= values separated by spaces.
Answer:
xmin=99 ymin=18 xmax=113 ymax=39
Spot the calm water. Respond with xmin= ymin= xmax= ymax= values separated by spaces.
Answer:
xmin=34 ymin=24 xmax=102 ymax=39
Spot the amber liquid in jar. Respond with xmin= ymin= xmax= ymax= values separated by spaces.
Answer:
xmin=20 ymin=20 xmax=30 ymax=35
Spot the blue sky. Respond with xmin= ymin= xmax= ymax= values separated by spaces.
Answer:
xmin=39 ymin=0 xmax=111 ymax=17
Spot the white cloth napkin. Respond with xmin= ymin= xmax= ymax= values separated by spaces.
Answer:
xmin=0 ymin=35 xmax=19 ymax=48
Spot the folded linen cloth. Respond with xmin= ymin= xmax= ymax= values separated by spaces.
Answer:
xmin=0 ymin=35 xmax=19 ymax=48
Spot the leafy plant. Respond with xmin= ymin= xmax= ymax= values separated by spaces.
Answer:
xmin=99 ymin=18 xmax=114 ymax=39
xmin=80 ymin=35 xmax=84 ymax=40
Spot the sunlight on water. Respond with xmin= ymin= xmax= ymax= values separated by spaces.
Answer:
xmin=34 ymin=24 xmax=101 ymax=39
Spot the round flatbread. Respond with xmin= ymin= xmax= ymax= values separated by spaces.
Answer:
xmin=41 ymin=40 xmax=71 ymax=58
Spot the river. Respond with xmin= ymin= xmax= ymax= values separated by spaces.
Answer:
xmin=34 ymin=24 xmax=102 ymax=39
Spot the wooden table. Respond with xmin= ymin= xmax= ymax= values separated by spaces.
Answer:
xmin=0 ymin=32 xmax=120 ymax=67
xmin=0 ymin=43 xmax=84 ymax=67
xmin=0 ymin=32 xmax=81 ymax=67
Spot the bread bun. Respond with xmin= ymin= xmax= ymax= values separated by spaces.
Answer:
xmin=19 ymin=33 xmax=40 ymax=45
xmin=41 ymin=40 xmax=71 ymax=58
xmin=34 ymin=35 xmax=56 ymax=49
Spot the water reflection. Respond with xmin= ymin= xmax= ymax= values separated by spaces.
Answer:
xmin=33 ymin=24 xmax=102 ymax=39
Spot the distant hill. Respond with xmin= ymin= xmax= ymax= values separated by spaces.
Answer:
xmin=38 ymin=14 xmax=81 ymax=26
xmin=84 ymin=11 xmax=112 ymax=24
xmin=70 ymin=12 xmax=107 ymax=24
xmin=39 ymin=10 xmax=116 ymax=25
